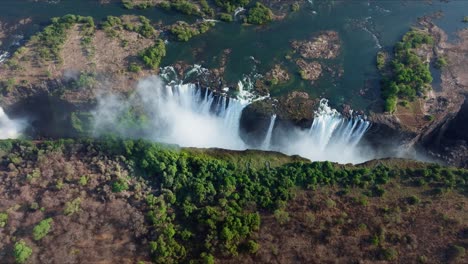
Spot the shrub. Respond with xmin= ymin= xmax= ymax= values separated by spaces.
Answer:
xmin=200 ymin=0 xmax=215 ymax=17
xmin=325 ymin=198 xmax=336 ymax=208
xmin=64 ymin=198 xmax=81 ymax=216
xmin=215 ymin=0 xmax=250 ymax=13
xmin=79 ymin=175 xmax=88 ymax=186
xmin=139 ymin=39 xmax=166 ymax=69
xmin=381 ymin=247 xmax=398 ymax=261
xmin=425 ymin=115 xmax=434 ymax=121
xmin=407 ymin=195 xmax=420 ymax=205
xmin=75 ymin=72 xmax=96 ymax=88
xmin=384 ymin=96 xmax=397 ymax=113
xmin=376 ymin=51 xmax=386 ymax=70
xmin=14 ymin=240 xmax=32 ymax=264
xmin=0 ymin=212 xmax=8 ymax=227
xmin=435 ymin=57 xmax=448 ymax=69
xmin=219 ymin=13 xmax=233 ymax=22
xmin=247 ymin=240 xmax=260 ymax=253
xmin=171 ymin=0 xmax=201 ymax=16
xmin=273 ymin=209 xmax=289 ymax=225
xmin=291 ymin=3 xmax=300 ymax=12
xmin=33 ymin=218 xmax=53 ymax=240
xmin=128 ymin=63 xmax=142 ymax=73
xmin=112 ymin=179 xmax=129 ymax=192
xmin=399 ymin=100 xmax=409 ymax=107
xmin=447 ymin=245 xmax=465 ymax=260
xmin=247 ymin=3 xmax=273 ymax=25
xmin=159 ymin=1 xmax=171 ymax=10
xmin=122 ymin=0 xmax=133 ymax=9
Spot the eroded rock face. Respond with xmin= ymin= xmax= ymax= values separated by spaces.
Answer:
xmin=295 ymin=59 xmax=322 ymax=81
xmin=291 ymin=31 xmax=341 ymax=60
xmin=423 ymin=97 xmax=468 ymax=168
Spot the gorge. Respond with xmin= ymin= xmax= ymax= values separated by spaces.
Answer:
xmin=92 ymin=76 xmax=372 ymax=163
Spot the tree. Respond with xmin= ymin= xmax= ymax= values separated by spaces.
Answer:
xmin=14 ymin=240 xmax=32 ymax=264
xmin=33 ymin=218 xmax=53 ymax=240
xmin=247 ymin=3 xmax=273 ymax=25
xmin=139 ymin=39 xmax=166 ymax=69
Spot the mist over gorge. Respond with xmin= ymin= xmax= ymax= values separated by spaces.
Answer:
xmin=0 ymin=107 xmax=24 ymax=139
xmin=92 ymin=76 xmax=375 ymax=164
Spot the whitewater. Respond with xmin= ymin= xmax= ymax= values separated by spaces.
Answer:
xmin=0 ymin=107 xmax=24 ymax=139
xmin=94 ymin=76 xmax=371 ymax=164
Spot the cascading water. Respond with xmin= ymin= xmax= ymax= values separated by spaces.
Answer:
xmin=308 ymin=99 xmax=370 ymax=151
xmin=280 ymin=99 xmax=371 ymax=163
xmin=93 ymin=76 xmax=249 ymax=150
xmin=261 ymin=114 xmax=276 ymax=150
xmin=94 ymin=76 xmax=371 ymax=163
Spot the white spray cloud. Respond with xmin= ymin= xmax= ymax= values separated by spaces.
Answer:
xmin=92 ymin=76 xmax=373 ymax=163
xmin=0 ymin=107 xmax=25 ymax=139
xmin=93 ymin=76 xmax=248 ymax=150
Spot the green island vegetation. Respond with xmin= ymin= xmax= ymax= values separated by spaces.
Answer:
xmin=463 ymin=16 xmax=468 ymax=23
xmin=199 ymin=0 xmax=215 ymax=17
xmin=33 ymin=218 xmax=53 ymax=240
xmin=219 ymin=12 xmax=234 ymax=22
xmin=1 ymin=138 xmax=466 ymax=262
xmin=291 ymin=3 xmax=300 ymax=12
xmin=379 ymin=29 xmax=434 ymax=113
xmin=170 ymin=0 xmax=202 ymax=16
xmin=139 ymin=39 xmax=167 ymax=69
xmin=101 ymin=15 xmax=157 ymax=39
xmin=246 ymin=2 xmax=273 ymax=25
xmin=31 ymin=15 xmax=95 ymax=62
xmin=170 ymin=21 xmax=215 ymax=41
xmin=215 ymin=0 xmax=250 ymax=13
xmin=376 ymin=51 xmax=386 ymax=71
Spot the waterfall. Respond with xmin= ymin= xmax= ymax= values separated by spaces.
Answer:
xmin=308 ymin=99 xmax=370 ymax=151
xmin=261 ymin=114 xmax=276 ymax=150
xmin=0 ymin=107 xmax=24 ymax=139
xmin=234 ymin=7 xmax=245 ymax=17
xmin=94 ymin=77 xmax=371 ymax=163
xmin=94 ymin=76 xmax=249 ymax=150
xmin=283 ymin=99 xmax=371 ymax=163
xmin=145 ymin=82 xmax=248 ymax=149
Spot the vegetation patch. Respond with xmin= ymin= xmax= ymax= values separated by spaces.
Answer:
xmin=170 ymin=21 xmax=215 ymax=41
xmin=215 ymin=0 xmax=250 ymax=13
xmin=378 ymin=29 xmax=434 ymax=113
xmin=14 ymin=240 xmax=32 ymax=264
xmin=33 ymin=218 xmax=53 ymax=240
xmin=0 ymin=212 xmax=8 ymax=227
xmin=246 ymin=2 xmax=273 ymax=25
xmin=30 ymin=14 xmax=95 ymax=62
xmin=139 ymin=39 xmax=166 ymax=69
xmin=0 ymin=139 xmax=467 ymax=263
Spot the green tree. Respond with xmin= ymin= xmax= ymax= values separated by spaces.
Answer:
xmin=247 ymin=3 xmax=273 ymax=25
xmin=139 ymin=39 xmax=166 ymax=69
xmin=33 ymin=218 xmax=53 ymax=240
xmin=14 ymin=240 xmax=32 ymax=264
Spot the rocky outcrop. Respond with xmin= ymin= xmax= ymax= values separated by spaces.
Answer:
xmin=295 ymin=59 xmax=322 ymax=81
xmin=291 ymin=31 xmax=341 ymax=60
xmin=265 ymin=64 xmax=290 ymax=84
